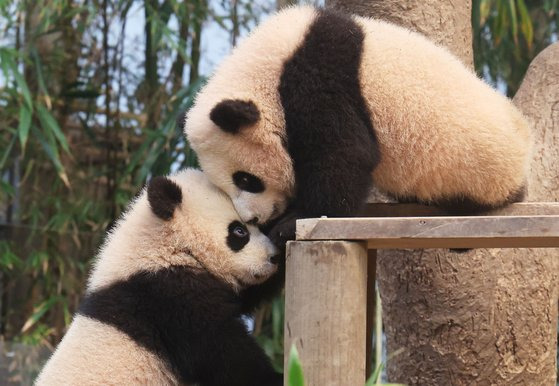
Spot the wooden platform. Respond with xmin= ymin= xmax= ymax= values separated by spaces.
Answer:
xmin=284 ymin=202 xmax=559 ymax=386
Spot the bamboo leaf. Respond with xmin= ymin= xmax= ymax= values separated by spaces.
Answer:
xmin=32 ymin=125 xmax=71 ymax=187
xmin=21 ymin=296 xmax=62 ymax=333
xmin=287 ymin=344 xmax=305 ymax=386
xmin=0 ymin=180 xmax=15 ymax=196
xmin=0 ymin=241 xmax=21 ymax=271
xmin=6 ymin=52 xmax=33 ymax=109
xmin=517 ymin=0 xmax=533 ymax=49
xmin=18 ymin=105 xmax=32 ymax=152
xmin=36 ymin=103 xmax=70 ymax=153
xmin=479 ymin=0 xmax=491 ymax=25
xmin=0 ymin=130 xmax=17 ymax=170
xmin=366 ymin=363 xmax=384 ymax=385
xmin=507 ymin=0 xmax=519 ymax=44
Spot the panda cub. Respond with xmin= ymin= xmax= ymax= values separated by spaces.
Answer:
xmin=36 ymin=169 xmax=282 ymax=386
xmin=183 ymin=6 xmax=532 ymax=242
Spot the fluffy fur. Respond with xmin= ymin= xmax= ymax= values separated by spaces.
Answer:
xmin=36 ymin=169 xmax=282 ymax=386
xmin=183 ymin=6 xmax=532 ymax=239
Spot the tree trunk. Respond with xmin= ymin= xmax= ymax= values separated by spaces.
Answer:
xmin=328 ymin=0 xmax=472 ymax=68
xmin=326 ymin=1 xmax=558 ymax=384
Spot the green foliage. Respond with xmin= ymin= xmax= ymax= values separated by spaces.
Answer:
xmin=287 ymin=344 xmax=305 ymax=386
xmin=473 ymin=0 xmax=559 ymax=95
xmin=254 ymin=295 xmax=285 ymax=371
xmin=0 ymin=0 xmax=267 ymax=349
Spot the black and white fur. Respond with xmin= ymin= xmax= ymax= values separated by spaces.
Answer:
xmin=36 ymin=169 xmax=282 ymax=386
xmin=183 ymin=6 xmax=532 ymax=243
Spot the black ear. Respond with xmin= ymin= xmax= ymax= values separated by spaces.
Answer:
xmin=176 ymin=111 xmax=187 ymax=131
xmin=147 ymin=176 xmax=183 ymax=221
xmin=209 ymin=99 xmax=260 ymax=134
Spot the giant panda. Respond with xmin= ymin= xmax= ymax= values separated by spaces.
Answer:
xmin=36 ymin=169 xmax=283 ymax=386
xmin=182 ymin=6 xmax=532 ymax=241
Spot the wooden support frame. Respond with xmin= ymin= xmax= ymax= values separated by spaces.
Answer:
xmin=284 ymin=241 xmax=368 ymax=386
xmin=284 ymin=202 xmax=559 ymax=385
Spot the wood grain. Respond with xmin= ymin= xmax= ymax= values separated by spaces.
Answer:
xmin=360 ymin=201 xmax=559 ymax=217
xmin=296 ymin=215 xmax=559 ymax=249
xmin=284 ymin=241 xmax=368 ymax=386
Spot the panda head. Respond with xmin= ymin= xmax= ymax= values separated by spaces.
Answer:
xmin=91 ymin=169 xmax=278 ymax=292
xmin=184 ymin=99 xmax=294 ymax=225
xmin=147 ymin=169 xmax=279 ymax=289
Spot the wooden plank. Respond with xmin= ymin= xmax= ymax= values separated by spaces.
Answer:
xmin=296 ymin=215 xmax=559 ymax=249
xmin=360 ymin=202 xmax=559 ymax=217
xmin=284 ymin=241 xmax=368 ymax=386
xmin=365 ymin=250 xmax=376 ymax=378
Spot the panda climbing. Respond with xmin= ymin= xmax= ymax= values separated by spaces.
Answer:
xmin=36 ymin=169 xmax=282 ymax=386
xmin=182 ymin=6 xmax=532 ymax=242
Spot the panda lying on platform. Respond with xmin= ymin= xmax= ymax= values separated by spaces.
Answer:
xmin=183 ymin=6 xmax=532 ymax=242
xmin=36 ymin=169 xmax=283 ymax=386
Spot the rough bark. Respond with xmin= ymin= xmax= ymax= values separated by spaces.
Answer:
xmin=327 ymin=0 xmax=473 ymax=67
xmin=327 ymin=1 xmax=559 ymax=384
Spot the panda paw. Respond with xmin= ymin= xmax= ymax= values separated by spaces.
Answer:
xmin=266 ymin=211 xmax=299 ymax=249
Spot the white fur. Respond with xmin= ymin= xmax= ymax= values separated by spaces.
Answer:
xmin=36 ymin=169 xmax=278 ymax=385
xmin=185 ymin=6 xmax=532 ymax=223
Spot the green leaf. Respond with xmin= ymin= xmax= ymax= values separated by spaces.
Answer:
xmin=516 ymin=0 xmax=533 ymax=49
xmin=36 ymin=103 xmax=70 ymax=153
xmin=0 ymin=180 xmax=15 ymax=196
xmin=0 ymin=241 xmax=21 ymax=271
xmin=6 ymin=52 xmax=33 ymax=109
xmin=21 ymin=296 xmax=62 ymax=333
xmin=0 ymin=131 xmax=17 ymax=170
xmin=288 ymin=344 xmax=305 ymax=386
xmin=18 ymin=105 xmax=32 ymax=152
xmin=507 ymin=0 xmax=519 ymax=44
xmin=366 ymin=362 xmax=384 ymax=385
xmin=32 ymin=125 xmax=71 ymax=187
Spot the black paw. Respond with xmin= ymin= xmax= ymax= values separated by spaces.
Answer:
xmin=267 ymin=211 xmax=298 ymax=248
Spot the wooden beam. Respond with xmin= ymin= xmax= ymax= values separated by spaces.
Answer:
xmin=284 ymin=241 xmax=368 ymax=386
xmin=360 ymin=202 xmax=559 ymax=217
xmin=296 ymin=215 xmax=559 ymax=249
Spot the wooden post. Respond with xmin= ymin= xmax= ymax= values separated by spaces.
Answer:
xmin=284 ymin=241 xmax=368 ymax=386
xmin=365 ymin=249 xmax=377 ymax=377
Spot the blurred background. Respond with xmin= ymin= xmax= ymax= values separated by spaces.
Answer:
xmin=0 ymin=0 xmax=557 ymax=383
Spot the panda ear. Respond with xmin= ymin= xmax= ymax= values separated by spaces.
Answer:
xmin=209 ymin=99 xmax=260 ymax=134
xmin=147 ymin=176 xmax=183 ymax=221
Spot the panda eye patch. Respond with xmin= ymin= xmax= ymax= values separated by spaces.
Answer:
xmin=232 ymin=171 xmax=265 ymax=193
xmin=227 ymin=221 xmax=250 ymax=252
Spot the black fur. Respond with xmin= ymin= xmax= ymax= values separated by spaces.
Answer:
xmin=240 ymin=250 xmax=286 ymax=314
xmin=279 ymin=10 xmax=379 ymax=216
xmin=147 ymin=176 xmax=183 ymax=221
xmin=270 ymin=9 xmax=379 ymax=243
xmin=210 ymin=99 xmax=260 ymax=134
xmin=398 ymin=185 xmax=527 ymax=216
xmin=78 ymin=266 xmax=282 ymax=386
xmin=227 ymin=220 xmax=250 ymax=252
xmin=233 ymin=171 xmax=265 ymax=193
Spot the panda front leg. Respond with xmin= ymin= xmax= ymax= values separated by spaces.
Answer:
xmin=267 ymin=148 xmax=377 ymax=247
